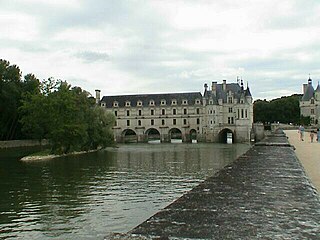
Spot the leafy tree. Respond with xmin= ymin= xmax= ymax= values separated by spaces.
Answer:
xmin=0 ymin=59 xmax=41 ymax=140
xmin=20 ymin=78 xmax=114 ymax=154
xmin=253 ymin=94 xmax=302 ymax=125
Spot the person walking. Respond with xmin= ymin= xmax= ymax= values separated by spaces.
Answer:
xmin=317 ymin=128 xmax=320 ymax=142
xmin=310 ymin=130 xmax=315 ymax=143
xmin=298 ymin=125 xmax=305 ymax=141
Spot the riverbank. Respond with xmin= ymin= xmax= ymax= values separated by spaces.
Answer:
xmin=284 ymin=129 xmax=320 ymax=193
xmin=0 ymin=139 xmax=49 ymax=149
xmin=20 ymin=148 xmax=101 ymax=161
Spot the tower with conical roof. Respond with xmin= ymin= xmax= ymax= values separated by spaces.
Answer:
xmin=300 ymin=77 xmax=319 ymax=125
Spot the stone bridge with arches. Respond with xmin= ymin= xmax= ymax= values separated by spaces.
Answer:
xmin=114 ymin=125 xmax=244 ymax=144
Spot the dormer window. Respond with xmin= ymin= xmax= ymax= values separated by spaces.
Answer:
xmin=195 ymin=99 xmax=201 ymax=105
xmin=182 ymin=99 xmax=188 ymax=105
xmin=209 ymin=100 xmax=213 ymax=105
xmin=149 ymin=100 xmax=155 ymax=106
xmin=137 ymin=100 xmax=143 ymax=107
xmin=125 ymin=101 xmax=131 ymax=107
xmin=113 ymin=101 xmax=119 ymax=107
xmin=161 ymin=99 xmax=166 ymax=105
xmin=240 ymin=99 xmax=244 ymax=104
xmin=101 ymin=102 xmax=106 ymax=107
xmin=311 ymin=99 xmax=315 ymax=104
xmin=171 ymin=99 xmax=177 ymax=105
xmin=228 ymin=97 xmax=233 ymax=104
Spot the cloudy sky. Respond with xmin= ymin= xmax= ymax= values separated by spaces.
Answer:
xmin=1 ymin=0 xmax=320 ymax=100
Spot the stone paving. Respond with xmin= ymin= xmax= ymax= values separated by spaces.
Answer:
xmin=107 ymin=131 xmax=320 ymax=239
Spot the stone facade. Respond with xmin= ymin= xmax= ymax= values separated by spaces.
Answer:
xmin=300 ymin=77 xmax=320 ymax=125
xmin=98 ymin=79 xmax=253 ymax=143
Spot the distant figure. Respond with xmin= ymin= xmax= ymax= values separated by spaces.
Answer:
xmin=298 ymin=125 xmax=305 ymax=141
xmin=317 ymin=128 xmax=320 ymax=142
xmin=310 ymin=131 xmax=315 ymax=143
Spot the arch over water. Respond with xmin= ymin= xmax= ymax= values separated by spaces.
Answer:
xmin=218 ymin=128 xmax=234 ymax=144
xmin=122 ymin=129 xmax=137 ymax=143
xmin=169 ymin=128 xmax=182 ymax=142
xmin=190 ymin=129 xmax=197 ymax=140
xmin=145 ymin=128 xmax=160 ymax=142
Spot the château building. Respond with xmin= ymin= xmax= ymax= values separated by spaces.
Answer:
xmin=97 ymin=79 xmax=253 ymax=143
xmin=300 ymin=77 xmax=320 ymax=125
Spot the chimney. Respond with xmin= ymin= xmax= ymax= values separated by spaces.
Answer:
xmin=211 ymin=81 xmax=217 ymax=95
xmin=223 ymin=80 xmax=227 ymax=91
xmin=95 ymin=89 xmax=101 ymax=104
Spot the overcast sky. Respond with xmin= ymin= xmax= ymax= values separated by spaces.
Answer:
xmin=1 ymin=0 xmax=320 ymax=100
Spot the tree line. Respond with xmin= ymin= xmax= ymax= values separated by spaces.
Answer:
xmin=253 ymin=94 xmax=310 ymax=125
xmin=0 ymin=59 xmax=114 ymax=154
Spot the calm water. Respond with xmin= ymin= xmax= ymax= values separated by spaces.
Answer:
xmin=0 ymin=143 xmax=250 ymax=239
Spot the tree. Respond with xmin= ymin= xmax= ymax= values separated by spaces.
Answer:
xmin=253 ymin=94 xmax=302 ymax=125
xmin=20 ymin=78 xmax=115 ymax=154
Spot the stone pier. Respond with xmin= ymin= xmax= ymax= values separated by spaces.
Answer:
xmin=107 ymin=130 xmax=320 ymax=239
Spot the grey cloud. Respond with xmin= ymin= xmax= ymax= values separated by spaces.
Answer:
xmin=75 ymin=51 xmax=110 ymax=63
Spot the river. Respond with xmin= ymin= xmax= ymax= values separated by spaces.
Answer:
xmin=0 ymin=143 xmax=250 ymax=239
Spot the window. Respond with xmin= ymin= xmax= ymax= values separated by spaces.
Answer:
xmin=238 ymin=109 xmax=240 ymax=119
xmin=182 ymin=99 xmax=188 ymax=105
xmin=101 ymin=102 xmax=106 ymax=107
xmin=138 ymin=120 xmax=141 ymax=126
xmin=151 ymin=109 xmax=154 ymax=115
xmin=229 ymin=107 xmax=233 ymax=113
xmin=197 ymin=118 xmax=200 ymax=125
xmin=245 ymin=109 xmax=248 ymax=118
xmin=151 ymin=119 xmax=154 ymax=125
xmin=210 ymin=110 xmax=213 ymax=114
xmin=162 ymin=119 xmax=165 ymax=125
xmin=209 ymin=100 xmax=213 ymax=105
xmin=113 ymin=101 xmax=119 ymax=107
xmin=228 ymin=97 xmax=233 ymax=104
xmin=138 ymin=109 xmax=142 ymax=116
xmin=173 ymin=119 xmax=176 ymax=125
xmin=241 ymin=109 xmax=244 ymax=118
xmin=137 ymin=100 xmax=142 ymax=106
xmin=173 ymin=109 xmax=177 ymax=115
xmin=311 ymin=99 xmax=315 ymax=104
xmin=228 ymin=117 xmax=234 ymax=124
xmin=171 ymin=99 xmax=177 ymax=105
xmin=149 ymin=100 xmax=155 ymax=106
xmin=311 ymin=109 xmax=315 ymax=114
xmin=162 ymin=109 xmax=166 ymax=115
xmin=183 ymin=108 xmax=187 ymax=115
xmin=183 ymin=119 xmax=187 ymax=125
xmin=127 ymin=120 xmax=130 ymax=126
xmin=114 ymin=110 xmax=117 ymax=117
xmin=161 ymin=99 xmax=166 ymax=105
xmin=114 ymin=120 xmax=117 ymax=126
xmin=240 ymin=99 xmax=244 ymax=104
xmin=126 ymin=110 xmax=130 ymax=116
xmin=196 ymin=99 xmax=201 ymax=104
xmin=196 ymin=108 xmax=200 ymax=114
xmin=125 ymin=101 xmax=131 ymax=107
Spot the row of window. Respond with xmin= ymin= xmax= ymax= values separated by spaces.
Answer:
xmin=116 ymin=118 xmax=201 ymax=127
xmin=115 ymin=108 xmax=201 ymax=117
xmin=110 ymin=99 xmax=201 ymax=107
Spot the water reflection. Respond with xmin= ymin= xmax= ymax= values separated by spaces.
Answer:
xmin=0 ymin=143 xmax=249 ymax=239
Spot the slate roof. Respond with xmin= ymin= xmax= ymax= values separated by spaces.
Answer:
xmin=301 ymin=83 xmax=315 ymax=101
xmin=316 ymin=82 xmax=320 ymax=92
xmin=101 ymin=92 xmax=203 ymax=108
xmin=204 ymin=83 xmax=251 ymax=103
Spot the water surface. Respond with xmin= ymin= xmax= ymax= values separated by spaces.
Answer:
xmin=0 ymin=143 xmax=250 ymax=239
